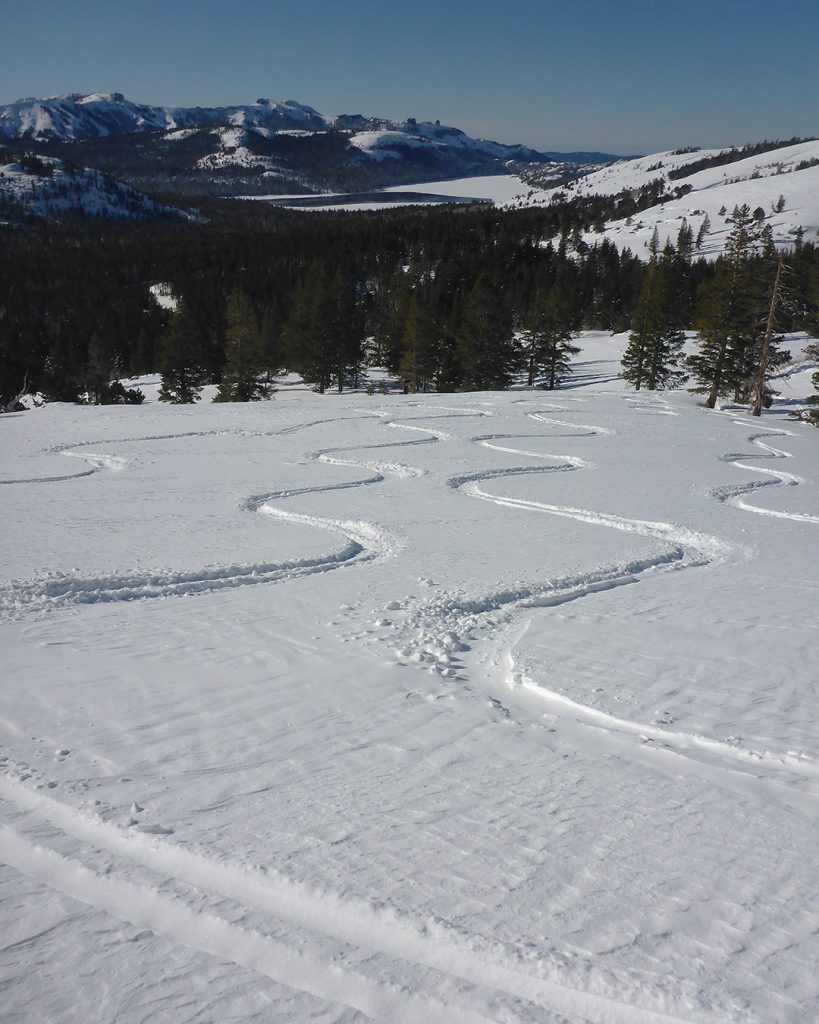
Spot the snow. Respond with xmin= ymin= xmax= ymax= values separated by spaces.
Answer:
xmin=383 ymin=174 xmax=537 ymax=204
xmin=163 ymin=127 xmax=199 ymax=142
xmin=520 ymin=140 xmax=819 ymax=258
xmin=583 ymin=162 xmax=819 ymax=257
xmin=148 ymin=283 xmax=179 ymax=312
xmin=194 ymin=126 xmax=284 ymax=172
xmin=0 ymin=159 xmax=182 ymax=221
xmin=238 ymin=175 xmax=542 ymax=210
xmin=350 ymin=130 xmax=443 ymax=160
xmin=0 ymin=94 xmax=330 ymax=141
xmin=1 ymin=334 xmax=818 ymax=1023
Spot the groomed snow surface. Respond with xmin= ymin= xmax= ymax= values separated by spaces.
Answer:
xmin=2 ymin=333 xmax=818 ymax=1024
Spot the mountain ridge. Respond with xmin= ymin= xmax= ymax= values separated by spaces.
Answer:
xmin=0 ymin=92 xmax=620 ymax=199
xmin=0 ymin=91 xmax=618 ymax=164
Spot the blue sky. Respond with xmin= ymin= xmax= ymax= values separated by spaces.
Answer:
xmin=2 ymin=0 xmax=817 ymax=154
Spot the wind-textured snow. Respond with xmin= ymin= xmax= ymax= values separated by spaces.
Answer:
xmin=1 ymin=334 xmax=818 ymax=1024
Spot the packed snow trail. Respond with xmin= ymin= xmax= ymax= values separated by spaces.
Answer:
xmin=0 ymin=829 xmax=494 ymax=1024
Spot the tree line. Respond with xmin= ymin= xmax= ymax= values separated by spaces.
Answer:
xmin=1 ymin=196 xmax=817 ymax=420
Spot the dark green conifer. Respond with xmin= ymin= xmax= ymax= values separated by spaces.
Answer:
xmin=521 ymin=286 xmax=580 ymax=389
xmin=215 ymin=287 xmax=271 ymax=402
xmin=158 ymin=300 xmax=210 ymax=404
xmin=398 ymin=294 xmax=439 ymax=393
xmin=621 ymin=247 xmax=687 ymax=391
xmin=456 ymin=277 xmax=518 ymax=391
xmin=687 ymin=205 xmax=767 ymax=407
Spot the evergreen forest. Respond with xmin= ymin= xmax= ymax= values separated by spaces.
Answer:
xmin=2 ymin=194 xmax=818 ymax=422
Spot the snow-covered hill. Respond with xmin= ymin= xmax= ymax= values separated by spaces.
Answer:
xmin=1 ymin=334 xmax=818 ymax=1023
xmin=0 ymin=154 xmax=189 ymax=223
xmin=512 ymin=139 xmax=819 ymax=258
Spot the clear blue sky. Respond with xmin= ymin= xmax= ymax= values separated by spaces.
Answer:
xmin=2 ymin=0 xmax=817 ymax=154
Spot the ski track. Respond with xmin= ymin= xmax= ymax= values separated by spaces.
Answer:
xmin=0 ymin=448 xmax=127 ymax=485
xmin=711 ymin=419 xmax=819 ymax=523
xmin=0 ymin=416 xmax=436 ymax=618
xmin=526 ymin=412 xmax=616 ymax=436
xmin=0 ymin=827 xmax=492 ymax=1024
xmin=0 ymin=408 xmax=498 ymax=617
xmin=458 ymin=416 xmax=818 ymax=809
xmin=0 ymin=775 xmax=733 ymax=1024
xmin=3 ymin=400 xmax=816 ymax=1019
xmin=623 ymin=395 xmax=679 ymax=416
xmin=365 ymin=409 xmax=817 ymax=815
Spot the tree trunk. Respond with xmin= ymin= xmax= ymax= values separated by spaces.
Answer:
xmin=706 ymin=340 xmax=728 ymax=409
xmin=751 ymin=255 xmax=784 ymax=417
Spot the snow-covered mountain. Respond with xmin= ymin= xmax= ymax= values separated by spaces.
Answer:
xmin=0 ymin=92 xmax=615 ymax=162
xmin=0 ymin=93 xmax=327 ymax=140
xmin=510 ymin=139 xmax=819 ymax=258
xmin=0 ymin=92 xmax=617 ymax=198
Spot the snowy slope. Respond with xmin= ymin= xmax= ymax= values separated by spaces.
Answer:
xmin=349 ymin=129 xmax=446 ymax=160
xmin=0 ymin=156 xmax=187 ymax=222
xmin=0 ymin=93 xmax=621 ymax=198
xmin=518 ymin=140 xmax=819 ymax=258
xmin=194 ymin=126 xmax=284 ymax=172
xmin=1 ymin=335 xmax=818 ymax=1023
xmin=588 ymin=162 xmax=819 ymax=258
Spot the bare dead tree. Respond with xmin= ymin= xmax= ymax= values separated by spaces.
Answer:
xmin=750 ymin=255 xmax=785 ymax=417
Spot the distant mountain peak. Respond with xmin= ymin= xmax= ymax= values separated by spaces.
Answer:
xmin=0 ymin=92 xmax=616 ymax=164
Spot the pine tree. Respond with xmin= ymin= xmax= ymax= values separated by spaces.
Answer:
xmin=621 ymin=248 xmax=687 ymax=391
xmin=695 ymin=214 xmax=711 ymax=250
xmin=456 ymin=276 xmax=518 ymax=391
xmin=215 ymin=287 xmax=271 ymax=402
xmin=676 ymin=220 xmax=694 ymax=263
xmin=280 ymin=263 xmax=326 ymax=388
xmin=687 ymin=205 xmax=767 ymax=407
xmin=326 ymin=267 xmax=365 ymax=393
xmin=791 ymin=342 xmax=819 ymax=426
xmin=521 ymin=286 xmax=580 ymax=389
xmin=281 ymin=263 xmax=363 ymax=394
xmin=85 ymin=330 xmax=116 ymax=404
xmin=366 ymin=264 xmax=411 ymax=373
xmin=158 ymin=300 xmax=210 ymax=404
xmin=398 ymin=294 xmax=439 ymax=393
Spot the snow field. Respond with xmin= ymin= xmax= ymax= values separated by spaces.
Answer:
xmin=1 ymin=333 xmax=818 ymax=1022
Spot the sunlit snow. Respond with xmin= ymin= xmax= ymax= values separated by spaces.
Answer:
xmin=1 ymin=334 xmax=818 ymax=1023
